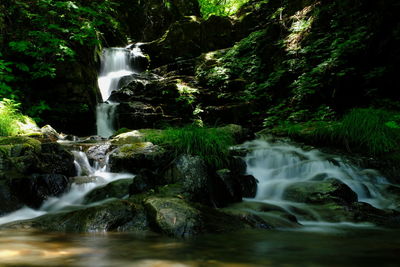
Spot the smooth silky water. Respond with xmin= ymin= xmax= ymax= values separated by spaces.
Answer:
xmin=0 ymin=138 xmax=399 ymax=266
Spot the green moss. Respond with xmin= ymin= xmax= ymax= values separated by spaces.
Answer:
xmin=119 ymin=142 xmax=152 ymax=155
xmin=0 ymin=136 xmax=41 ymax=152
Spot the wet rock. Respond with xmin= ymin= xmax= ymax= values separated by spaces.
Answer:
xmin=144 ymin=197 xmax=204 ymax=237
xmin=129 ymin=170 xmax=160 ymax=195
xmin=111 ymin=130 xmax=146 ymax=145
xmin=283 ymin=179 xmax=358 ymax=205
xmin=223 ymin=202 xmax=300 ymax=229
xmin=10 ymin=174 xmax=70 ymax=209
xmin=2 ymin=200 xmax=147 ymax=232
xmin=36 ymin=143 xmax=75 ymax=177
xmin=70 ymin=176 xmax=105 ymax=185
xmin=40 ymin=125 xmax=60 ymax=141
xmin=83 ymin=178 xmax=134 ymax=204
xmin=163 ymin=154 xmax=210 ymax=204
xmin=109 ymin=142 xmax=170 ymax=173
xmin=0 ymin=181 xmax=23 ymax=216
xmin=86 ymin=143 xmax=112 ymax=167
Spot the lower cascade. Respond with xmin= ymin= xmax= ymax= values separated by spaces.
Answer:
xmin=0 ymin=148 xmax=133 ymax=226
xmin=243 ymin=138 xmax=398 ymax=224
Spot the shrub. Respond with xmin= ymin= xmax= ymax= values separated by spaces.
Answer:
xmin=0 ymin=98 xmax=37 ymax=136
xmin=145 ymin=125 xmax=235 ymax=168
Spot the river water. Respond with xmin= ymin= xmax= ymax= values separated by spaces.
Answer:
xmin=0 ymin=227 xmax=399 ymax=266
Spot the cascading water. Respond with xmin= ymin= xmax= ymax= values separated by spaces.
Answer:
xmin=0 ymin=149 xmax=133 ymax=225
xmin=96 ymin=45 xmax=145 ymax=137
xmin=243 ymin=138 xmax=395 ymax=223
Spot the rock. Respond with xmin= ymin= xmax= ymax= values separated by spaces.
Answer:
xmin=283 ymin=179 xmax=358 ymax=205
xmin=144 ymin=197 xmax=204 ymax=237
xmin=40 ymin=125 xmax=60 ymax=141
xmin=36 ymin=142 xmax=76 ymax=177
xmin=86 ymin=143 xmax=112 ymax=167
xmin=71 ymin=176 xmax=105 ymax=185
xmin=110 ymin=130 xmax=146 ymax=145
xmin=83 ymin=178 xmax=134 ymax=204
xmin=223 ymin=201 xmax=300 ymax=229
xmin=1 ymin=199 xmax=148 ymax=232
xmin=129 ymin=170 xmax=160 ymax=195
xmin=163 ymin=154 xmax=210 ymax=204
xmin=109 ymin=142 xmax=170 ymax=173
xmin=201 ymin=15 xmax=234 ymax=51
xmin=10 ymin=174 xmax=70 ymax=209
xmin=0 ymin=181 xmax=23 ymax=216
xmin=129 ymin=52 xmax=149 ymax=72
xmin=115 ymin=0 xmax=200 ymax=42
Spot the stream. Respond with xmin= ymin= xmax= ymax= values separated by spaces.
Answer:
xmin=0 ymin=47 xmax=399 ymax=266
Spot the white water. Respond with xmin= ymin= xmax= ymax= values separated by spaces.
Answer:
xmin=0 ymin=150 xmax=133 ymax=226
xmin=96 ymin=47 xmax=135 ymax=137
xmin=243 ymin=139 xmax=394 ymax=220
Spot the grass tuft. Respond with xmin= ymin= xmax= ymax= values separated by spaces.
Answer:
xmin=145 ymin=125 xmax=235 ymax=168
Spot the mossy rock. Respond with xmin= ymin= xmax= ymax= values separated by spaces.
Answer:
xmin=111 ymin=130 xmax=145 ymax=145
xmin=1 ymin=199 xmax=147 ymax=232
xmin=83 ymin=178 xmax=134 ymax=204
xmin=283 ymin=179 xmax=358 ymax=205
xmin=0 ymin=137 xmax=41 ymax=156
xmin=144 ymin=197 xmax=203 ymax=237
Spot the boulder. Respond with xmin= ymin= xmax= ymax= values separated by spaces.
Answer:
xmin=283 ymin=179 xmax=358 ymax=205
xmin=163 ymin=154 xmax=210 ymax=204
xmin=0 ymin=181 xmax=23 ymax=216
xmin=109 ymin=142 xmax=170 ymax=173
xmin=144 ymin=197 xmax=203 ymax=237
xmin=83 ymin=178 xmax=134 ymax=204
xmin=1 ymin=199 xmax=148 ymax=232
xmin=10 ymin=174 xmax=70 ymax=209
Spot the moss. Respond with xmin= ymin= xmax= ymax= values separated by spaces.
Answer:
xmin=112 ymin=128 xmax=132 ymax=137
xmin=119 ymin=142 xmax=154 ymax=155
xmin=0 ymin=137 xmax=41 ymax=153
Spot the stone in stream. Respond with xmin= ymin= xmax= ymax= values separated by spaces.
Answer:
xmin=10 ymin=174 xmax=70 ymax=209
xmin=109 ymin=142 xmax=170 ymax=173
xmin=83 ymin=178 xmax=134 ymax=204
xmin=1 ymin=199 xmax=148 ymax=233
xmin=282 ymin=178 xmax=358 ymax=205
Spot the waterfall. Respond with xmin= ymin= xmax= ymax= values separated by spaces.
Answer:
xmin=0 ymin=149 xmax=133 ymax=225
xmin=96 ymin=45 xmax=145 ymax=138
xmin=243 ymin=139 xmax=394 ymax=221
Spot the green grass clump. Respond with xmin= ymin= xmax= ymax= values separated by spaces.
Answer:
xmin=324 ymin=108 xmax=400 ymax=154
xmin=145 ymin=125 xmax=235 ymax=168
xmin=277 ymin=108 xmax=400 ymax=155
xmin=0 ymin=99 xmax=26 ymax=136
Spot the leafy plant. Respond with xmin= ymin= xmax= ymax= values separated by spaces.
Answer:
xmin=0 ymin=98 xmax=37 ymax=136
xmin=198 ymin=0 xmax=250 ymax=18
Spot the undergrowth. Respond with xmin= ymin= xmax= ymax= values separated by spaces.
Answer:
xmin=145 ymin=125 xmax=235 ymax=169
xmin=277 ymin=108 xmax=400 ymax=155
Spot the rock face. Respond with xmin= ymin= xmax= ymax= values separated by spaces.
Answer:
xmin=0 ymin=137 xmax=75 ymax=213
xmin=142 ymin=16 xmax=235 ymax=68
xmin=115 ymin=0 xmax=200 ymax=42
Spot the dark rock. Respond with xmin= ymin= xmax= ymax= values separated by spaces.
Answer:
xmin=201 ymin=15 xmax=234 ymax=51
xmin=129 ymin=53 xmax=149 ymax=72
xmin=36 ymin=143 xmax=76 ymax=177
xmin=1 ymin=200 xmax=148 ymax=232
xmin=129 ymin=170 xmax=160 ymax=195
xmin=0 ymin=181 xmax=23 ymax=216
xmin=83 ymin=178 xmax=134 ymax=204
xmin=10 ymin=174 xmax=70 ymax=209
xmin=283 ymin=179 xmax=358 ymax=205
xmin=163 ymin=155 xmax=210 ymax=204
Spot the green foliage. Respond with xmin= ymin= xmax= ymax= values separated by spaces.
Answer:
xmin=278 ymin=108 xmax=400 ymax=155
xmin=1 ymin=0 xmax=118 ymax=100
xmin=198 ymin=0 xmax=250 ymax=18
xmin=0 ymin=98 xmax=38 ymax=136
xmin=145 ymin=125 xmax=235 ymax=168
